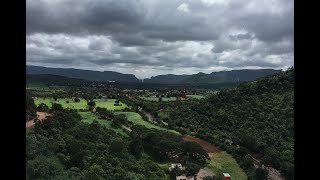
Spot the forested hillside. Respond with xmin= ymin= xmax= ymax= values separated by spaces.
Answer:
xmin=165 ymin=68 xmax=294 ymax=179
xmin=26 ymin=93 xmax=37 ymax=121
xmin=26 ymin=105 xmax=209 ymax=179
xmin=144 ymin=69 xmax=279 ymax=84
xmin=26 ymin=65 xmax=140 ymax=82
xmin=26 ymin=109 xmax=168 ymax=180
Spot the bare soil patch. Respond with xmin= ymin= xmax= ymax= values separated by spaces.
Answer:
xmin=182 ymin=135 xmax=220 ymax=153
xmin=197 ymin=167 xmax=215 ymax=180
xmin=26 ymin=112 xmax=50 ymax=128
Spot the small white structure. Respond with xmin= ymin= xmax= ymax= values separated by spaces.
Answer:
xmin=170 ymin=163 xmax=183 ymax=171
xmin=223 ymin=173 xmax=231 ymax=180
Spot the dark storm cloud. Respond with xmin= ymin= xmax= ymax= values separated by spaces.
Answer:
xmin=26 ymin=0 xmax=294 ymax=78
xmin=26 ymin=0 xmax=146 ymax=35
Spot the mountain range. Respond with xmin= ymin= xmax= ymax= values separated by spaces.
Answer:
xmin=27 ymin=65 xmax=280 ymax=84
xmin=26 ymin=65 xmax=139 ymax=82
xmin=144 ymin=69 xmax=280 ymax=84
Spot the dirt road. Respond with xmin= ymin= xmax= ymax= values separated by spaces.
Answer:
xmin=26 ymin=112 xmax=50 ymax=128
xmin=182 ymin=135 xmax=220 ymax=153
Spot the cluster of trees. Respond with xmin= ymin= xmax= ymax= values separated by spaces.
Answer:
xmin=130 ymin=125 xmax=209 ymax=167
xmin=26 ymin=93 xmax=37 ymax=121
xmin=165 ymin=68 xmax=294 ymax=180
xmin=26 ymin=107 xmax=167 ymax=180
xmin=95 ymin=107 xmax=133 ymax=128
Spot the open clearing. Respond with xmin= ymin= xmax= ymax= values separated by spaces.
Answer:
xmin=79 ymin=112 xmax=128 ymax=136
xmin=94 ymin=98 xmax=128 ymax=110
xmin=34 ymin=98 xmax=128 ymax=111
xmin=114 ymin=112 xmax=179 ymax=134
xmin=182 ymin=135 xmax=220 ymax=153
xmin=207 ymin=152 xmax=247 ymax=180
xmin=186 ymin=95 xmax=205 ymax=99
xmin=182 ymin=135 xmax=246 ymax=180
xmin=34 ymin=98 xmax=88 ymax=109
xmin=26 ymin=112 xmax=50 ymax=128
xmin=140 ymin=96 xmax=177 ymax=101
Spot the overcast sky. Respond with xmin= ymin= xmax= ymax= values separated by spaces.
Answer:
xmin=26 ymin=0 xmax=293 ymax=79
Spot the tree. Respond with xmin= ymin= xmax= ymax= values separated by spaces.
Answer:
xmin=37 ymin=103 xmax=49 ymax=112
xmin=182 ymin=142 xmax=209 ymax=166
xmin=255 ymin=168 xmax=268 ymax=180
xmin=26 ymin=94 xmax=37 ymax=121
xmin=66 ymin=101 xmax=69 ymax=103
xmin=88 ymin=101 xmax=96 ymax=107
xmin=27 ymin=155 xmax=64 ymax=179
xmin=74 ymin=98 xmax=80 ymax=102
xmin=169 ymin=166 xmax=183 ymax=179
xmin=109 ymin=139 xmax=125 ymax=154
xmin=159 ymin=98 xmax=162 ymax=102
xmin=84 ymin=164 xmax=105 ymax=180
xmin=185 ymin=163 xmax=200 ymax=177
xmin=129 ymin=139 xmax=144 ymax=157
xmin=50 ymin=103 xmax=63 ymax=112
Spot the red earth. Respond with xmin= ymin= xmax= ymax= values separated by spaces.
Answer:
xmin=182 ymin=135 xmax=220 ymax=153
xmin=26 ymin=112 xmax=50 ymax=128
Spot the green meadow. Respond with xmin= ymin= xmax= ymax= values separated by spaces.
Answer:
xmin=207 ymin=152 xmax=247 ymax=180
xmin=114 ymin=112 xmax=179 ymax=134
xmin=79 ymin=112 xmax=128 ymax=136
xmin=34 ymin=98 xmax=128 ymax=111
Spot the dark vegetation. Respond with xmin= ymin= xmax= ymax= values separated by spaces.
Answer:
xmin=165 ymin=68 xmax=294 ymax=179
xmin=27 ymin=108 xmax=167 ymax=180
xmin=27 ymin=104 xmax=210 ymax=180
xmin=144 ymin=69 xmax=279 ymax=84
xmin=26 ymin=67 xmax=293 ymax=180
xmin=27 ymin=65 xmax=140 ymax=82
xmin=26 ymin=93 xmax=37 ymax=121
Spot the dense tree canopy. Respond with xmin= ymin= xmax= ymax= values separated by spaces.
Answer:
xmin=27 ymin=109 xmax=167 ymax=180
xmin=26 ymin=93 xmax=37 ymax=121
xmin=165 ymin=68 xmax=294 ymax=179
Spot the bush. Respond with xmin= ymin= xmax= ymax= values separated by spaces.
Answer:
xmin=87 ymin=101 xmax=96 ymax=107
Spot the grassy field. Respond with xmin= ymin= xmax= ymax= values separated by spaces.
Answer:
xmin=94 ymin=98 xmax=128 ymax=110
xmin=34 ymin=98 xmax=88 ymax=109
xmin=186 ymin=95 xmax=205 ymax=99
xmin=114 ymin=112 xmax=179 ymax=134
xmin=140 ymin=96 xmax=176 ymax=101
xmin=34 ymin=98 xmax=128 ymax=110
xmin=207 ymin=152 xmax=247 ymax=180
xmin=79 ymin=112 xmax=128 ymax=136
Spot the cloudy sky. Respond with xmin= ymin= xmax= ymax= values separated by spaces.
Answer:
xmin=26 ymin=0 xmax=293 ymax=79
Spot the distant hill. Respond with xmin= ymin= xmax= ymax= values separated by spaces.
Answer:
xmin=27 ymin=65 xmax=280 ymax=84
xmin=144 ymin=74 xmax=190 ymax=84
xmin=144 ymin=69 xmax=280 ymax=84
xmin=26 ymin=74 xmax=87 ymax=86
xmin=26 ymin=65 xmax=140 ymax=82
